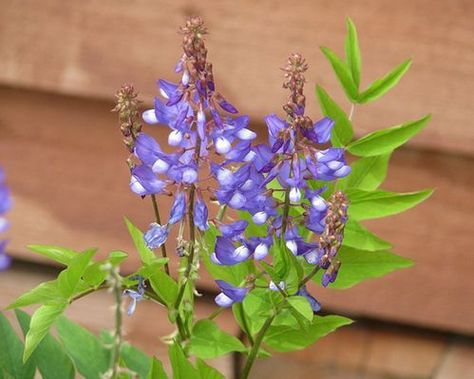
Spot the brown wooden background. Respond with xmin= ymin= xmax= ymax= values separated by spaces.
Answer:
xmin=0 ymin=0 xmax=473 ymax=335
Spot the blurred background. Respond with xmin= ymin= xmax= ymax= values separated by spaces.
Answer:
xmin=0 ymin=0 xmax=473 ymax=378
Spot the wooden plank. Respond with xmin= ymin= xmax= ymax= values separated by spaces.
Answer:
xmin=0 ymin=0 xmax=473 ymax=155
xmin=0 ymin=86 xmax=473 ymax=335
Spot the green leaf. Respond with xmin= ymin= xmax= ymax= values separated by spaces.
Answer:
xmin=56 ymin=317 xmax=110 ymax=379
xmin=0 ymin=313 xmax=36 ymax=379
xmin=287 ymin=296 xmax=313 ymax=322
xmin=15 ymin=310 xmax=75 ymax=379
xmin=347 ymin=188 xmax=433 ymax=221
xmin=26 ymin=245 xmax=77 ymax=265
xmin=144 ymin=263 xmax=178 ymax=307
xmin=357 ymin=59 xmax=412 ymax=103
xmin=343 ymin=219 xmax=392 ymax=251
xmin=316 ymin=246 xmax=413 ymax=289
xmin=23 ymin=303 xmax=67 ymax=362
xmin=345 ymin=17 xmax=361 ymax=88
xmin=147 ymin=357 xmax=168 ymax=379
xmin=337 ymin=153 xmax=391 ymax=191
xmin=188 ymin=320 xmax=246 ymax=359
xmin=57 ymin=248 xmax=96 ymax=298
xmin=125 ymin=217 xmax=156 ymax=265
xmin=243 ymin=289 xmax=274 ymax=334
xmin=315 ymin=85 xmax=354 ymax=146
xmin=196 ymin=359 xmax=225 ymax=379
xmin=264 ymin=315 xmax=353 ymax=352
xmin=347 ymin=115 xmax=431 ymax=157
xmin=320 ymin=47 xmax=358 ymax=101
xmin=168 ymin=343 xmax=200 ymax=379
xmin=120 ymin=343 xmax=151 ymax=379
xmin=6 ymin=281 xmax=60 ymax=309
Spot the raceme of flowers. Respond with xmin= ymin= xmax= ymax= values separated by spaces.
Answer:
xmin=116 ymin=18 xmax=351 ymax=314
xmin=0 ymin=167 xmax=12 ymax=271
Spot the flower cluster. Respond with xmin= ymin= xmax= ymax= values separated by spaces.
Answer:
xmin=0 ymin=167 xmax=12 ymax=271
xmin=211 ymin=54 xmax=351 ymax=307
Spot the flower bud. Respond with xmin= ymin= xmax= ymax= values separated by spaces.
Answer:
xmin=215 ymin=137 xmax=232 ymax=154
xmin=252 ymin=211 xmax=268 ymax=225
xmin=168 ymin=130 xmax=183 ymax=146
xmin=289 ymin=187 xmax=301 ymax=203
xmin=142 ymin=109 xmax=159 ymax=124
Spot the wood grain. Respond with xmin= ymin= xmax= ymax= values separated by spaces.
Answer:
xmin=0 ymin=86 xmax=473 ymax=334
xmin=0 ymin=0 xmax=473 ymax=155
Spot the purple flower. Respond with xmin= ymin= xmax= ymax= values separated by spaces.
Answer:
xmin=123 ymin=276 xmax=146 ymax=316
xmin=194 ymin=198 xmax=209 ymax=231
xmin=130 ymin=165 xmax=166 ymax=196
xmin=284 ymin=228 xmax=317 ymax=257
xmin=169 ymin=192 xmax=186 ymax=224
xmin=296 ymin=285 xmax=321 ymax=313
xmin=214 ymin=280 xmax=248 ymax=307
xmin=0 ymin=168 xmax=12 ymax=272
xmin=219 ymin=220 xmax=248 ymax=239
xmin=308 ymin=148 xmax=351 ymax=181
xmin=144 ymin=223 xmax=169 ymax=249
xmin=0 ymin=241 xmax=11 ymax=272
xmin=301 ymin=117 xmax=334 ymax=144
xmin=211 ymin=237 xmax=251 ymax=265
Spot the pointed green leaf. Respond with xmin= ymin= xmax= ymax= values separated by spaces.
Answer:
xmin=188 ymin=320 xmax=246 ymax=359
xmin=168 ymin=343 xmax=200 ymax=379
xmin=125 ymin=217 xmax=156 ymax=265
xmin=316 ymin=85 xmax=354 ymax=146
xmin=196 ymin=359 xmax=225 ymax=379
xmin=0 ymin=313 xmax=36 ymax=379
xmin=347 ymin=115 xmax=430 ymax=157
xmin=120 ymin=343 xmax=152 ymax=379
xmin=143 ymin=263 xmax=178 ymax=307
xmin=15 ymin=310 xmax=75 ymax=379
xmin=316 ymin=246 xmax=413 ymax=289
xmin=343 ymin=219 xmax=392 ymax=251
xmin=348 ymin=188 xmax=433 ymax=221
xmin=56 ymin=317 xmax=109 ymax=379
xmin=57 ymin=248 xmax=96 ymax=298
xmin=264 ymin=315 xmax=353 ymax=352
xmin=7 ymin=281 xmax=60 ymax=309
xmin=358 ymin=59 xmax=412 ymax=103
xmin=287 ymin=296 xmax=313 ymax=322
xmin=23 ymin=303 xmax=67 ymax=362
xmin=26 ymin=245 xmax=77 ymax=265
xmin=147 ymin=357 xmax=168 ymax=379
xmin=320 ymin=47 xmax=358 ymax=101
xmin=345 ymin=17 xmax=361 ymax=88
xmin=243 ymin=289 xmax=273 ymax=334
xmin=337 ymin=153 xmax=391 ymax=191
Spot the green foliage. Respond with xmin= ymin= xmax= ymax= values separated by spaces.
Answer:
xmin=343 ymin=219 xmax=392 ymax=251
xmin=15 ymin=310 xmax=75 ymax=379
xmin=320 ymin=47 xmax=358 ymax=101
xmin=26 ymin=245 xmax=77 ymax=265
xmin=316 ymin=85 xmax=354 ymax=146
xmin=264 ymin=315 xmax=353 ymax=352
xmin=125 ymin=217 xmax=158 ymax=265
xmin=337 ymin=153 xmax=391 ymax=191
xmin=345 ymin=18 xmax=361 ymax=88
xmin=147 ymin=358 xmax=169 ymax=379
xmin=188 ymin=320 xmax=246 ymax=359
xmin=56 ymin=316 xmax=110 ymax=379
xmin=141 ymin=262 xmax=178 ymax=307
xmin=314 ymin=246 xmax=413 ymax=289
xmin=6 ymin=281 xmax=60 ymax=310
xmin=347 ymin=115 xmax=431 ymax=157
xmin=196 ymin=359 xmax=225 ymax=379
xmin=347 ymin=188 xmax=433 ymax=221
xmin=357 ymin=59 xmax=412 ymax=103
xmin=168 ymin=343 xmax=200 ymax=379
xmin=286 ymin=296 xmax=313 ymax=322
xmin=0 ymin=313 xmax=36 ymax=379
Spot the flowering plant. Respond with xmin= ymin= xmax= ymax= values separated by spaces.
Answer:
xmin=1 ymin=17 xmax=431 ymax=379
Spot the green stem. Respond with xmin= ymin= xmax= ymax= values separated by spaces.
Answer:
xmin=237 ymin=303 xmax=254 ymax=345
xmin=109 ymin=269 xmax=123 ymax=379
xmin=207 ymin=307 xmax=224 ymax=321
xmin=151 ymin=194 xmax=170 ymax=275
xmin=216 ymin=204 xmax=227 ymax=221
xmin=239 ymin=314 xmax=276 ymax=379
xmin=299 ymin=266 xmax=321 ymax=287
xmin=281 ymin=188 xmax=291 ymax=234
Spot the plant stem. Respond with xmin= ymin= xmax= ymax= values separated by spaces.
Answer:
xmin=109 ymin=268 xmax=123 ymax=379
xmin=151 ymin=194 xmax=170 ymax=275
xmin=239 ymin=314 xmax=275 ymax=379
xmin=348 ymin=103 xmax=355 ymax=121
xmin=281 ymin=187 xmax=291 ymax=234
xmin=216 ymin=204 xmax=227 ymax=221
xmin=299 ymin=265 xmax=321 ymax=287
xmin=207 ymin=307 xmax=224 ymax=320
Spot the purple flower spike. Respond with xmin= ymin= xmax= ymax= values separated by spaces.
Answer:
xmin=144 ymin=223 xmax=169 ymax=249
xmin=0 ymin=168 xmax=12 ymax=272
xmin=194 ymin=198 xmax=209 ymax=231
xmin=130 ymin=165 xmax=166 ymax=196
xmin=296 ymin=285 xmax=321 ymax=313
xmin=313 ymin=117 xmax=334 ymax=144
xmin=217 ymin=97 xmax=239 ymax=114
xmin=214 ymin=280 xmax=248 ymax=308
xmin=169 ymin=192 xmax=186 ymax=224
xmin=211 ymin=237 xmax=251 ymax=265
